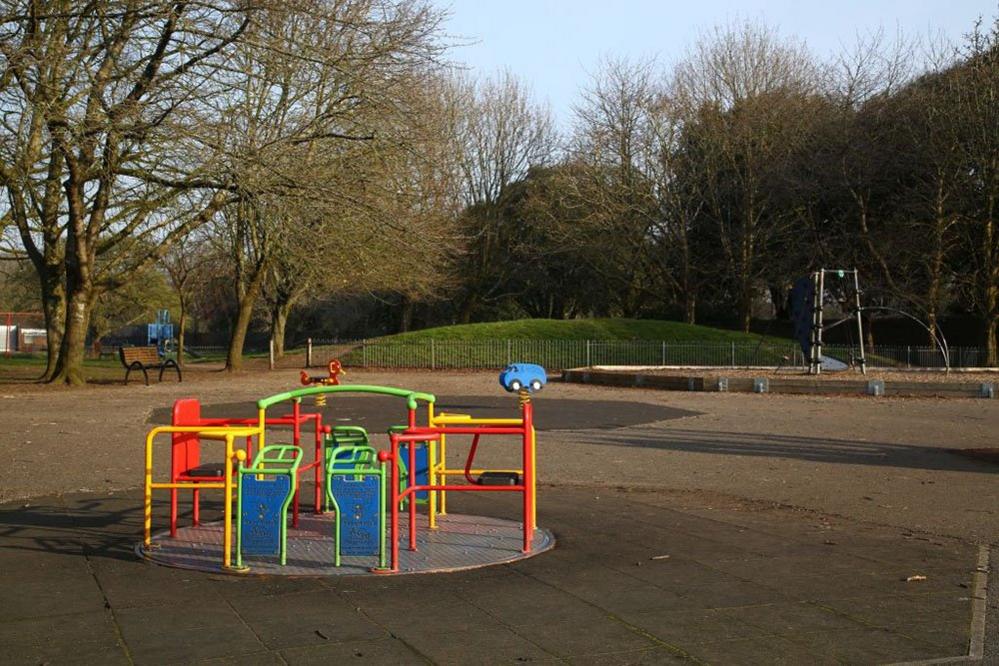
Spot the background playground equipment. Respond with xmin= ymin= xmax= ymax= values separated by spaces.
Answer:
xmin=499 ymin=362 xmax=548 ymax=393
xmin=166 ymin=398 xmax=324 ymax=536
xmin=142 ymin=372 xmax=545 ymax=574
xmin=147 ymin=309 xmax=176 ymax=357
xmin=300 ymin=359 xmax=345 ymax=407
xmin=790 ymin=269 xmax=867 ymax=375
xmin=790 ymin=269 xmax=951 ymax=375
xmin=236 ymin=445 xmax=303 ymax=567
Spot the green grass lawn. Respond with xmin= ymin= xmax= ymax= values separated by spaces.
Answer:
xmin=324 ymin=318 xmax=798 ymax=369
xmin=378 ymin=318 xmax=788 ymax=343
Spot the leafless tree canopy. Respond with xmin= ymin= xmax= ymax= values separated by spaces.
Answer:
xmin=2 ymin=10 xmax=998 ymax=372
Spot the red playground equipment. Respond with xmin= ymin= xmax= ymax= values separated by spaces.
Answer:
xmin=169 ymin=397 xmax=324 ymax=535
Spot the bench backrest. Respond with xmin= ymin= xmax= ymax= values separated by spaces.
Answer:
xmin=119 ymin=346 xmax=161 ymax=366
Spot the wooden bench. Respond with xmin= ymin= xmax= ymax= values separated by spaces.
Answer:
xmin=119 ymin=346 xmax=181 ymax=385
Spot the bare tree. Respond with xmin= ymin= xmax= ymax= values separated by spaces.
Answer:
xmin=951 ymin=18 xmax=999 ymax=364
xmin=162 ymin=230 xmax=213 ymax=365
xmin=452 ymin=70 xmax=558 ymax=321
xmin=671 ymin=21 xmax=823 ymax=331
xmin=0 ymin=1 xmax=251 ymax=383
xmin=209 ymin=1 xmax=451 ymax=370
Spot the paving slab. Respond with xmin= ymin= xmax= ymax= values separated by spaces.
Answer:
xmin=0 ymin=485 xmax=982 ymax=665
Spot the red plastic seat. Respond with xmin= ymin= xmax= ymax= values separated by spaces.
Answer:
xmin=169 ymin=398 xmax=234 ymax=536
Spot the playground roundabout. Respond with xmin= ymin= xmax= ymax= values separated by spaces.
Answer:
xmin=140 ymin=512 xmax=556 ymax=576
xmin=139 ymin=364 xmax=676 ymax=577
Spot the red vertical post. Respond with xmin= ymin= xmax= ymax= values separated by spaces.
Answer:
xmin=408 ymin=408 xmax=416 ymax=429
xmin=314 ymin=415 xmax=322 ymax=513
xmin=408 ymin=436 xmax=417 ymax=551
xmin=522 ymin=399 xmax=535 ymax=552
xmin=389 ymin=435 xmax=400 ymax=571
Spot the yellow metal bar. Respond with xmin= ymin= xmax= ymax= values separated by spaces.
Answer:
xmin=531 ymin=426 xmax=537 ymax=527
xmin=257 ymin=408 xmax=266 ymax=449
xmin=144 ymin=429 xmax=154 ymax=546
xmin=428 ymin=440 xmax=437 ymax=529
xmin=149 ymin=482 xmax=225 ymax=490
xmin=223 ymin=434 xmax=234 ymax=568
xmin=141 ymin=424 xmax=260 ymax=562
xmin=438 ymin=468 xmax=523 ymax=475
xmin=433 ymin=416 xmax=524 ymax=426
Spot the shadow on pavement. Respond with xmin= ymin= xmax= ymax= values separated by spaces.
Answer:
xmin=148 ymin=395 xmax=700 ymax=432
xmin=592 ymin=427 xmax=999 ymax=474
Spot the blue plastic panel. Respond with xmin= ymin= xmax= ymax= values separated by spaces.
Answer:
xmin=400 ymin=442 xmax=429 ymax=502
xmin=240 ymin=475 xmax=291 ymax=556
xmin=331 ymin=474 xmax=380 ymax=555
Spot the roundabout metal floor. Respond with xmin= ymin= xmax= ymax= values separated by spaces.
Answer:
xmin=138 ymin=512 xmax=555 ymax=576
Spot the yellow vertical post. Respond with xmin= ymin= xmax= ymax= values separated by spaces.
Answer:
xmin=257 ymin=408 xmax=266 ymax=449
xmin=530 ymin=426 xmax=537 ymax=527
xmin=223 ymin=434 xmax=234 ymax=568
xmin=428 ymin=439 xmax=437 ymax=529
xmin=144 ymin=431 xmax=154 ymax=546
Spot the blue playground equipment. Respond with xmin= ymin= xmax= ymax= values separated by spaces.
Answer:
xmin=236 ymin=445 xmax=304 ymax=567
xmin=147 ymin=309 xmax=175 ymax=355
xmin=325 ymin=445 xmax=386 ymax=567
xmin=499 ymin=363 xmax=547 ymax=393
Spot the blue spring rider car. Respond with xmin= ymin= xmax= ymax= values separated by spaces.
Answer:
xmin=499 ymin=363 xmax=547 ymax=393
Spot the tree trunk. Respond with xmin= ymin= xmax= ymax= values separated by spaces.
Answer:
xmin=985 ymin=315 xmax=997 ymax=368
xmin=864 ymin=314 xmax=875 ymax=352
xmin=226 ymin=271 xmax=266 ymax=372
xmin=739 ymin=284 xmax=753 ymax=333
xmin=271 ymin=303 xmax=290 ymax=359
xmin=177 ymin=308 xmax=186 ymax=368
xmin=399 ymin=295 xmax=414 ymax=333
xmin=50 ymin=288 xmax=92 ymax=385
xmin=40 ymin=279 xmax=65 ymax=381
xmin=458 ymin=296 xmax=476 ymax=324
xmin=684 ymin=293 xmax=696 ymax=325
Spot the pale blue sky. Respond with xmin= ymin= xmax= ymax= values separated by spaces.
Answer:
xmin=435 ymin=0 xmax=996 ymax=126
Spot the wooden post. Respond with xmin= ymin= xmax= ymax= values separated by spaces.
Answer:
xmin=306 ymin=338 xmax=312 ymax=368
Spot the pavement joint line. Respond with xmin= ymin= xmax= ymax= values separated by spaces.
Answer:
xmin=506 ymin=565 xmax=707 ymax=665
xmin=219 ymin=594 xmax=276 ymax=660
xmin=883 ymin=545 xmax=989 ymax=666
xmin=328 ymin=589 xmax=435 ymax=665
xmin=450 ymin=567 xmax=571 ymax=664
xmin=82 ymin=545 xmax=135 ymax=665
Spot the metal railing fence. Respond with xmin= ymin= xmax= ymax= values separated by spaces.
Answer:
xmin=302 ymin=338 xmax=986 ymax=371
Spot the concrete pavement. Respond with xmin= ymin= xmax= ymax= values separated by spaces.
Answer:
xmin=0 ymin=486 xmax=984 ymax=664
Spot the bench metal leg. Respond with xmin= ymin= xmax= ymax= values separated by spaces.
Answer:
xmin=125 ymin=361 xmax=149 ymax=386
xmin=160 ymin=359 xmax=182 ymax=383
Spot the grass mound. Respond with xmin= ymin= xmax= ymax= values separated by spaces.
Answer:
xmin=379 ymin=318 xmax=784 ymax=343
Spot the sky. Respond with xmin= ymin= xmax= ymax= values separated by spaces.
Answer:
xmin=434 ymin=0 xmax=997 ymax=128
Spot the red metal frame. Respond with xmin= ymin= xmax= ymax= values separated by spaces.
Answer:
xmin=169 ymin=398 xmax=324 ymax=536
xmin=378 ymin=396 xmax=535 ymax=573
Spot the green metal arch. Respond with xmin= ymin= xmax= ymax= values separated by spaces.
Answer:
xmin=257 ymin=384 xmax=436 ymax=411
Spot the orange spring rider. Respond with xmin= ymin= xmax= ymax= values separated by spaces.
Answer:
xmin=300 ymin=359 xmax=344 ymax=406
